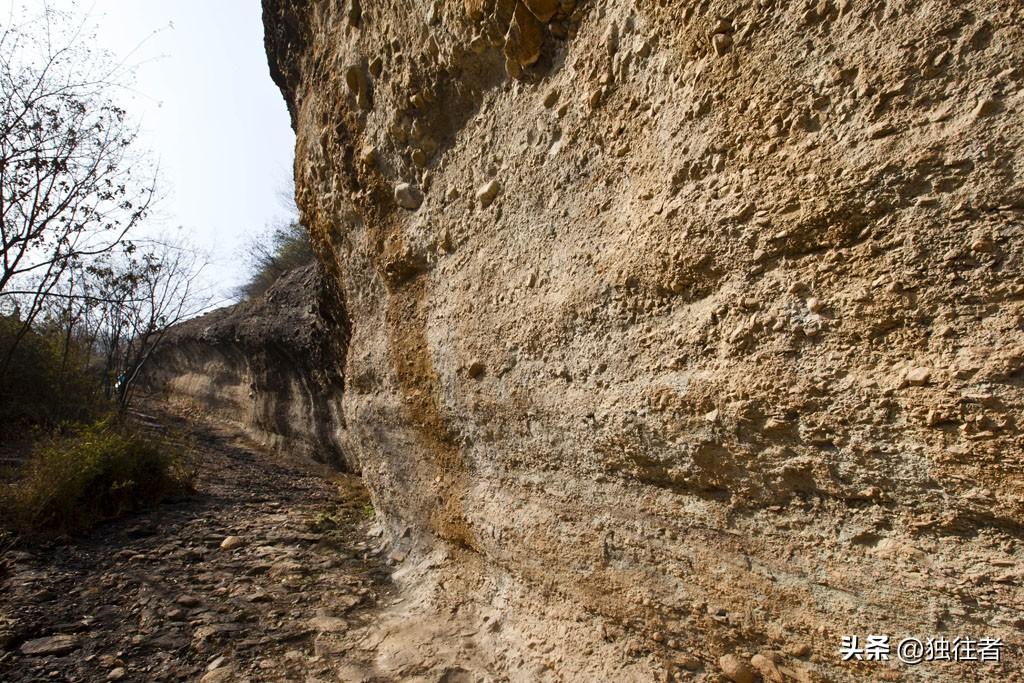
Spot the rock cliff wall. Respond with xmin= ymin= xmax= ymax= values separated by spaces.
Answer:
xmin=264 ymin=0 xmax=1023 ymax=680
xmin=141 ymin=265 xmax=355 ymax=471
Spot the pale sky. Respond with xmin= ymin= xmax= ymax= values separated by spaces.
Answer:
xmin=4 ymin=1 xmax=298 ymax=302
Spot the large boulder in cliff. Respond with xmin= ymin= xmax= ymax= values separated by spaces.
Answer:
xmin=263 ymin=0 xmax=1023 ymax=679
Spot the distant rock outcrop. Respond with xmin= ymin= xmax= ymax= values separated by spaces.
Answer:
xmin=141 ymin=264 xmax=353 ymax=470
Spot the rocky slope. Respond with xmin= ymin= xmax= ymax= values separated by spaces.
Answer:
xmin=261 ymin=0 xmax=1023 ymax=680
xmin=140 ymin=265 xmax=355 ymax=471
xmin=0 ymin=404 xmax=390 ymax=683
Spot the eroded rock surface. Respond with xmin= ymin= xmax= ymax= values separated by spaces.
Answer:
xmin=263 ymin=0 xmax=1023 ymax=680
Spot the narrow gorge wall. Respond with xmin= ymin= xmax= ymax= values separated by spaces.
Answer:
xmin=264 ymin=0 xmax=1023 ymax=680
xmin=141 ymin=265 xmax=355 ymax=471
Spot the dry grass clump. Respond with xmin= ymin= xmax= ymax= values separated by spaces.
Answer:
xmin=0 ymin=420 xmax=193 ymax=534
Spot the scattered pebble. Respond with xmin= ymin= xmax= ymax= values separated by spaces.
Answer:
xmin=394 ymin=182 xmax=424 ymax=210
xmin=20 ymin=635 xmax=80 ymax=657
xmin=972 ymin=97 xmax=998 ymax=119
xmin=219 ymin=536 xmax=244 ymax=551
xmin=678 ymin=654 xmax=701 ymax=670
xmin=904 ymin=367 xmax=932 ymax=386
xmin=476 ymin=180 xmax=501 ymax=209
xmin=719 ymin=654 xmax=757 ymax=683
xmin=750 ymin=652 xmax=784 ymax=681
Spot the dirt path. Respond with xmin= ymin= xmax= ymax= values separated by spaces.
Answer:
xmin=0 ymin=405 xmax=397 ymax=682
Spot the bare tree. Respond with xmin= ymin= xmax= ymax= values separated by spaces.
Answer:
xmin=0 ymin=3 xmax=156 ymax=375
xmin=61 ymin=236 xmax=213 ymax=412
xmin=115 ymin=240 xmax=212 ymax=411
xmin=6 ymin=233 xmax=213 ymax=417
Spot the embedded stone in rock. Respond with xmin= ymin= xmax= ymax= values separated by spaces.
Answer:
xmin=971 ymin=235 xmax=994 ymax=253
xmin=395 ymin=182 xmax=424 ymax=210
xmin=524 ymin=0 xmax=558 ymax=22
xmin=973 ymin=97 xmax=998 ymax=119
xmin=605 ymin=22 xmax=619 ymax=57
xmin=712 ymin=33 xmax=733 ymax=55
xmin=504 ymin=2 xmax=545 ymax=68
xmin=20 ymin=634 xmax=80 ymax=656
xmin=476 ymin=180 xmax=501 ymax=208
xmin=467 ymin=360 xmax=487 ymax=379
xmin=383 ymin=245 xmax=428 ymax=286
xmin=345 ymin=65 xmax=371 ymax=110
xmin=359 ymin=144 xmax=376 ymax=166
xmin=713 ymin=18 xmax=734 ymax=34
xmin=868 ymin=122 xmax=898 ymax=139
xmin=905 ymin=367 xmax=932 ymax=386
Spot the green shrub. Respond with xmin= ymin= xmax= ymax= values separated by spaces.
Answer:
xmin=0 ymin=313 xmax=109 ymax=440
xmin=0 ymin=420 xmax=193 ymax=534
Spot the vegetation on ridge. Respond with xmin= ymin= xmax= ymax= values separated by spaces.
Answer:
xmin=236 ymin=219 xmax=315 ymax=300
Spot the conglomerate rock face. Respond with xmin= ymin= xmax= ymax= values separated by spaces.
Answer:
xmin=263 ymin=0 xmax=1023 ymax=679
